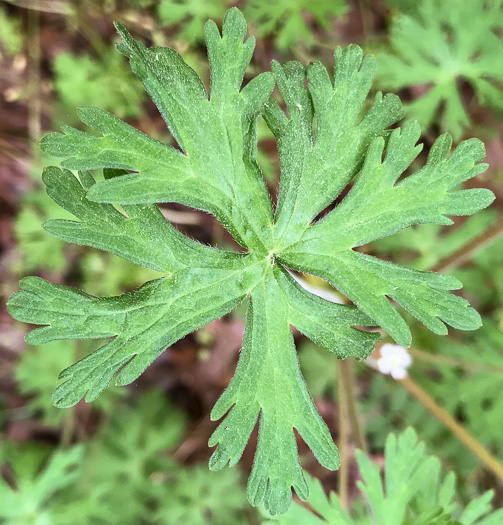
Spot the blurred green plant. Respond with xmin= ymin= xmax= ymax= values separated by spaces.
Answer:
xmin=385 ymin=0 xmax=418 ymax=13
xmin=0 ymin=391 xmax=250 ymax=524
xmin=83 ymin=390 xmax=248 ymax=524
xmin=157 ymin=0 xmax=228 ymax=45
xmin=378 ymin=0 xmax=503 ymax=139
xmin=125 ymin=0 xmax=156 ymax=7
xmin=80 ymin=251 xmax=162 ymax=296
xmin=362 ymin=321 xmax=503 ymax=479
xmin=82 ymin=390 xmax=187 ymax=524
xmin=245 ymin=0 xmax=347 ymax=51
xmin=264 ymin=428 xmax=503 ymax=524
xmin=454 ymin=237 xmax=503 ymax=312
xmin=0 ymin=5 xmax=22 ymax=56
xmin=298 ymin=341 xmax=338 ymax=399
xmin=53 ymin=49 xmax=145 ymax=119
xmin=418 ymin=323 xmax=503 ymax=462
xmin=14 ymin=189 xmax=70 ymax=274
xmin=373 ymin=211 xmax=497 ymax=271
xmin=0 ymin=394 xmax=6 ymax=430
xmin=15 ymin=340 xmax=124 ymax=427
xmin=152 ymin=466 xmax=248 ymax=525
xmin=0 ymin=444 xmax=84 ymax=525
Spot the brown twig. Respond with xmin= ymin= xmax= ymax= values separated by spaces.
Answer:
xmin=3 ymin=0 xmax=70 ymax=13
xmin=339 ymin=358 xmax=368 ymax=454
xmin=27 ymin=8 xmax=41 ymax=142
xmin=410 ymin=347 xmax=503 ymax=375
xmin=400 ymin=376 xmax=503 ymax=483
xmin=431 ymin=218 xmax=503 ymax=273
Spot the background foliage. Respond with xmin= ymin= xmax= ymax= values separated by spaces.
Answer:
xmin=0 ymin=0 xmax=502 ymax=523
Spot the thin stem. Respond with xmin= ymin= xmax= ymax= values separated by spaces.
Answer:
xmin=357 ymin=0 xmax=372 ymax=40
xmin=173 ymin=416 xmax=209 ymax=462
xmin=27 ymin=8 xmax=41 ymax=142
xmin=400 ymin=376 xmax=503 ymax=482
xmin=339 ymin=358 xmax=368 ymax=454
xmin=432 ymin=218 xmax=503 ymax=273
xmin=337 ymin=360 xmax=350 ymax=509
xmin=410 ymin=347 xmax=503 ymax=375
xmin=60 ymin=408 xmax=76 ymax=447
xmin=68 ymin=3 xmax=108 ymax=57
xmin=3 ymin=0 xmax=69 ymax=13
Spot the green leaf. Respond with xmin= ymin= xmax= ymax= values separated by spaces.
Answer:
xmin=42 ymin=13 xmax=276 ymax=251
xmin=267 ymin=46 xmax=404 ymax=246
xmin=41 ymin=167 xmax=185 ymax=272
xmin=114 ymin=13 xmax=275 ymax=250
xmin=274 ymin=266 xmax=379 ymax=359
xmin=355 ymin=429 xmax=502 ymax=525
xmin=9 ymin=257 xmax=262 ymax=407
xmin=209 ymin=270 xmax=340 ymax=515
xmin=280 ymin=123 xmax=492 ymax=345
xmin=8 ymin=6 xmax=494 ymax=515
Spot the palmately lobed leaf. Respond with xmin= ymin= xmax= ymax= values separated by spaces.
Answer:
xmin=279 ymin=122 xmax=493 ymax=345
xmin=7 ymin=7 xmax=494 ymax=515
xmin=377 ymin=0 xmax=503 ymax=139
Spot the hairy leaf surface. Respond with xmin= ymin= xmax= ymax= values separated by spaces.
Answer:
xmin=8 ymin=7 xmax=493 ymax=515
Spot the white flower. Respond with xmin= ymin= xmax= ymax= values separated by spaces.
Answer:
xmin=377 ymin=344 xmax=412 ymax=380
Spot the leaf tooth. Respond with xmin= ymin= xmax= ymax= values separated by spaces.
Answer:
xmin=115 ymin=351 xmax=160 ymax=386
xmin=221 ymin=6 xmax=247 ymax=41
xmin=208 ymin=405 xmax=258 ymax=469
xmin=247 ymin=467 xmax=268 ymax=508
xmin=427 ymin=133 xmax=453 ymax=165
xmin=239 ymin=72 xmax=275 ymax=116
xmin=440 ymin=304 xmax=483 ymax=332
xmin=295 ymin=422 xmax=340 ymax=471
xmin=113 ymin=21 xmax=139 ymax=58
xmin=25 ymin=326 xmax=55 ymax=345
xmin=445 ymin=188 xmax=495 ymax=216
